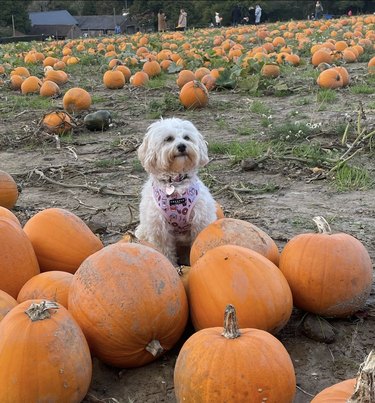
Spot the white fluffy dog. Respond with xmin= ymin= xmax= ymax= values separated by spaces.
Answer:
xmin=135 ymin=117 xmax=217 ymax=265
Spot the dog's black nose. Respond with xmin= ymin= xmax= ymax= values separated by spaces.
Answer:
xmin=177 ymin=143 xmax=186 ymax=153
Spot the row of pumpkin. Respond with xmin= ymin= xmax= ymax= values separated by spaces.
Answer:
xmin=0 ymin=168 xmax=373 ymax=401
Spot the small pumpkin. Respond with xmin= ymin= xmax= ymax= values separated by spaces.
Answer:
xmin=174 ymin=304 xmax=296 ymax=403
xmin=44 ymin=69 xmax=68 ymax=85
xmin=0 ymin=300 xmax=92 ymax=402
xmin=179 ymin=80 xmax=209 ymax=110
xmin=68 ymin=242 xmax=188 ymax=368
xmin=142 ymin=59 xmax=161 ymax=77
xmin=63 ymin=87 xmax=92 ymax=113
xmin=42 ymin=111 xmax=73 ymax=134
xmin=83 ymin=110 xmax=112 ymax=131
xmin=40 ymin=80 xmax=60 ymax=97
xmin=261 ymin=63 xmax=281 ymax=78
xmin=176 ymin=69 xmax=196 ymax=88
xmin=279 ymin=216 xmax=373 ymax=317
xmin=129 ymin=71 xmax=149 ymax=87
xmin=17 ymin=271 xmax=73 ymax=309
xmin=0 ymin=170 xmax=18 ymax=209
xmin=317 ymin=68 xmax=344 ymax=89
xmin=189 ymin=244 xmax=292 ymax=333
xmin=103 ymin=69 xmax=125 ymax=89
xmin=21 ymin=76 xmax=42 ymax=94
xmin=23 ymin=208 xmax=103 ymax=273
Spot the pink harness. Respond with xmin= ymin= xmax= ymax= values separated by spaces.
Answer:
xmin=153 ymin=181 xmax=199 ymax=234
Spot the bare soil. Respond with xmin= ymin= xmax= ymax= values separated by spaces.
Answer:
xmin=1 ymin=63 xmax=374 ymax=402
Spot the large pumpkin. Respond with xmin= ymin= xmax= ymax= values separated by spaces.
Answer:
xmin=190 ymin=217 xmax=279 ymax=266
xmin=311 ymin=350 xmax=374 ymax=402
xmin=174 ymin=305 xmax=296 ymax=403
xmin=0 ymin=218 xmax=40 ymax=298
xmin=17 ymin=271 xmax=73 ymax=309
xmin=188 ymin=244 xmax=292 ymax=333
xmin=0 ymin=290 xmax=17 ymax=322
xmin=0 ymin=206 xmax=20 ymax=226
xmin=279 ymin=216 xmax=373 ymax=317
xmin=68 ymin=242 xmax=188 ymax=368
xmin=0 ymin=170 xmax=18 ymax=209
xmin=23 ymin=208 xmax=103 ymax=273
xmin=0 ymin=300 xmax=92 ymax=403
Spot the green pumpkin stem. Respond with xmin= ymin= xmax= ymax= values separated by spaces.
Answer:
xmin=312 ymin=216 xmax=332 ymax=234
xmin=348 ymin=350 xmax=375 ymax=403
xmin=222 ymin=304 xmax=241 ymax=339
xmin=25 ymin=300 xmax=59 ymax=321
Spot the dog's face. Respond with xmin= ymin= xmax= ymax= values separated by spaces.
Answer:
xmin=138 ymin=118 xmax=209 ymax=176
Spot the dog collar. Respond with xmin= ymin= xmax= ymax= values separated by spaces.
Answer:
xmin=152 ymin=180 xmax=199 ymax=234
xmin=163 ymin=174 xmax=189 ymax=195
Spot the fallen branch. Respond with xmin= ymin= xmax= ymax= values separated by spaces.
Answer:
xmin=32 ymin=169 xmax=137 ymax=198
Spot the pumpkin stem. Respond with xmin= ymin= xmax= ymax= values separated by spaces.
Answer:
xmin=145 ymin=339 xmax=164 ymax=357
xmin=222 ymin=304 xmax=241 ymax=339
xmin=312 ymin=216 xmax=332 ymax=234
xmin=348 ymin=350 xmax=375 ymax=403
xmin=25 ymin=300 xmax=59 ymax=321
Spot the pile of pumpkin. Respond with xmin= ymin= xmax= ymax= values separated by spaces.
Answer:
xmin=0 ymin=168 xmax=373 ymax=402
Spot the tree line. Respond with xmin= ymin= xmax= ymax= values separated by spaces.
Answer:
xmin=1 ymin=0 xmax=374 ymax=36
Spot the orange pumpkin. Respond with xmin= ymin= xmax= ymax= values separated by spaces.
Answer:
xmin=0 ymin=206 xmax=21 ymax=226
xmin=115 ymin=65 xmax=132 ymax=81
xmin=279 ymin=216 xmax=373 ymax=317
xmin=174 ymin=305 xmax=296 ymax=402
xmin=103 ymin=69 xmax=125 ymax=89
xmin=0 ymin=218 xmax=40 ymax=298
xmin=311 ymin=350 xmax=374 ymax=402
xmin=189 ymin=244 xmax=292 ymax=333
xmin=317 ymin=68 xmax=344 ymax=89
xmin=42 ymin=111 xmax=73 ymax=134
xmin=190 ymin=217 xmax=279 ymax=266
xmin=129 ymin=71 xmax=149 ymax=87
xmin=10 ymin=74 xmax=24 ymax=90
xmin=311 ymin=49 xmax=333 ymax=66
xmin=368 ymin=56 xmax=375 ymax=74
xmin=20 ymin=76 xmax=42 ymax=94
xmin=142 ymin=59 xmax=161 ymax=77
xmin=332 ymin=66 xmax=350 ymax=86
xmin=0 ymin=300 xmax=92 ymax=402
xmin=44 ymin=70 xmax=68 ymax=85
xmin=0 ymin=290 xmax=17 ymax=322
xmin=261 ymin=63 xmax=281 ymax=78
xmin=10 ymin=66 xmax=30 ymax=78
xmin=179 ymin=80 xmax=209 ymax=109
xmin=17 ymin=271 xmax=73 ymax=309
xmin=63 ymin=87 xmax=92 ymax=113
xmin=68 ymin=242 xmax=188 ymax=368
xmin=0 ymin=170 xmax=18 ymax=209
xmin=23 ymin=208 xmax=103 ymax=273
xmin=40 ymin=80 xmax=60 ymax=97
xmin=176 ymin=69 xmax=195 ymax=88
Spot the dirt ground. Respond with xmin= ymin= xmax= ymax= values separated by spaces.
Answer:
xmin=1 ymin=62 xmax=374 ymax=402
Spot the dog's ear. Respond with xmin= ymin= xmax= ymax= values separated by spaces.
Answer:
xmin=138 ymin=135 xmax=157 ymax=172
xmin=198 ymin=135 xmax=209 ymax=167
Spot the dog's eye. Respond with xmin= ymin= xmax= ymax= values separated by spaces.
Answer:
xmin=183 ymin=135 xmax=190 ymax=141
xmin=165 ymin=136 xmax=174 ymax=142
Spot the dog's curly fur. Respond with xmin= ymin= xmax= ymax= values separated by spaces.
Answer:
xmin=135 ymin=118 xmax=217 ymax=265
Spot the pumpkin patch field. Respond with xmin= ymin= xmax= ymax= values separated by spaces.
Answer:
xmin=0 ymin=14 xmax=375 ymax=403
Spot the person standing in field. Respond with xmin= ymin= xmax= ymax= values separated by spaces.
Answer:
xmin=215 ymin=12 xmax=223 ymax=27
xmin=177 ymin=9 xmax=187 ymax=31
xmin=157 ymin=10 xmax=167 ymax=32
xmin=315 ymin=1 xmax=323 ymax=19
xmin=255 ymin=4 xmax=262 ymax=25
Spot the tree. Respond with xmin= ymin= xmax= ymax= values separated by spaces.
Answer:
xmin=0 ymin=0 xmax=33 ymax=34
